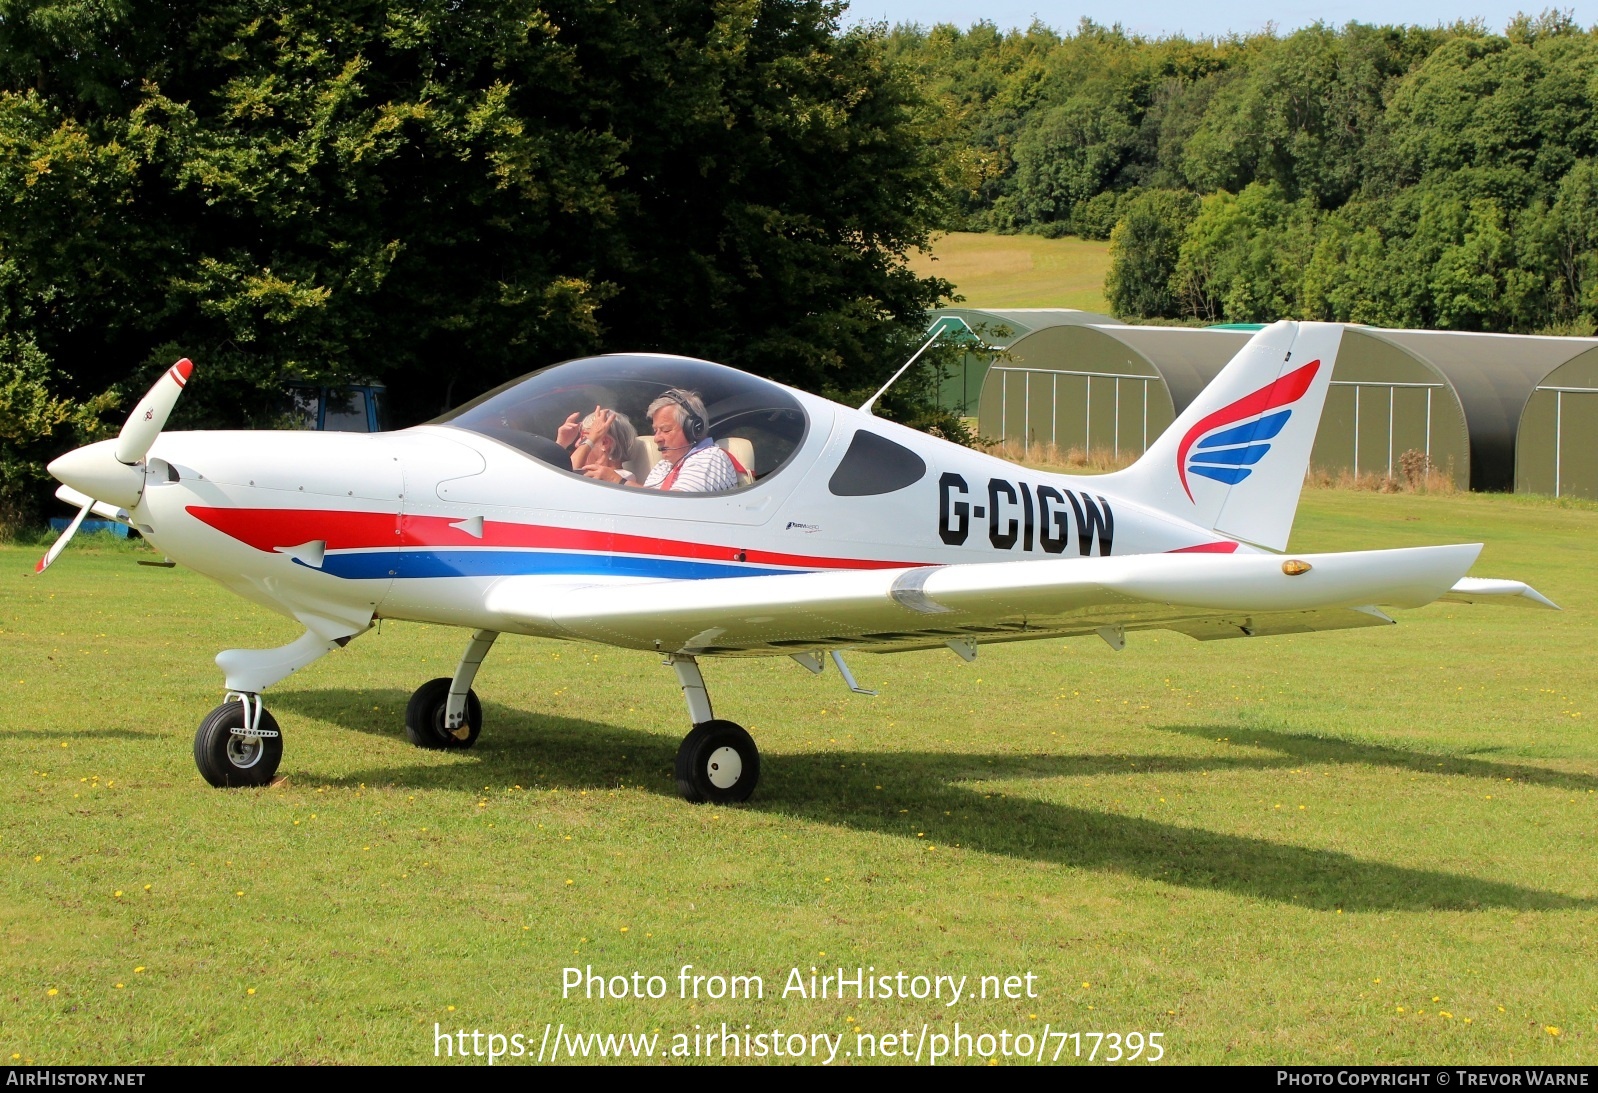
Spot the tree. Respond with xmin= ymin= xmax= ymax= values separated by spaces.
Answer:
xmin=1103 ymin=188 xmax=1198 ymax=318
xmin=0 ymin=0 xmax=952 ymax=448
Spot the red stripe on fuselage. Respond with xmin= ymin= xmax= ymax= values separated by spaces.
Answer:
xmin=185 ymin=506 xmax=927 ymax=571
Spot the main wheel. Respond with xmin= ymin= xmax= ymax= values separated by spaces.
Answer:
xmin=194 ymin=701 xmax=283 ymax=788
xmin=675 ymin=720 xmax=760 ymax=804
xmin=405 ymin=677 xmax=482 ymax=750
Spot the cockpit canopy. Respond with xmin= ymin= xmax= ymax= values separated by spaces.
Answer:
xmin=434 ymin=354 xmax=810 ymax=490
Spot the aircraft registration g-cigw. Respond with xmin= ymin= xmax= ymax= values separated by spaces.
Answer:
xmin=37 ymin=321 xmax=1556 ymax=802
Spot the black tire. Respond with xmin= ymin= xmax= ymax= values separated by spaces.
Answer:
xmin=405 ymin=677 xmax=482 ymax=749
xmin=193 ymin=701 xmax=283 ymax=788
xmin=675 ymin=720 xmax=760 ymax=804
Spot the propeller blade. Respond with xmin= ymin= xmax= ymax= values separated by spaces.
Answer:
xmin=113 ymin=358 xmax=192 ymax=465
xmin=34 ymin=501 xmax=92 ymax=575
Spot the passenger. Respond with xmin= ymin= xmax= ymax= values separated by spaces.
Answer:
xmin=586 ymin=388 xmax=743 ymax=491
xmin=566 ymin=405 xmax=639 ymax=482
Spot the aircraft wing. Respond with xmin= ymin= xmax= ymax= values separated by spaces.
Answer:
xmin=486 ymin=543 xmax=1549 ymax=657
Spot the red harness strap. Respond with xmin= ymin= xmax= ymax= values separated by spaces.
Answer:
xmin=659 ymin=445 xmax=748 ymax=490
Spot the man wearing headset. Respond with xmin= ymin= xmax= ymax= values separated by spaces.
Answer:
xmin=583 ymin=387 xmax=743 ymax=491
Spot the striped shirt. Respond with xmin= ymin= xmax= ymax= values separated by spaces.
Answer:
xmin=643 ymin=439 xmax=740 ymax=492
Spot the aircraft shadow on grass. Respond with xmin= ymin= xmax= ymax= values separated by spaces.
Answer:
xmin=269 ymin=688 xmax=1592 ymax=915
xmin=1155 ymin=723 xmax=1598 ymax=795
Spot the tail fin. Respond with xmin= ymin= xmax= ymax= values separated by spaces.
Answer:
xmin=1103 ymin=320 xmax=1343 ymax=551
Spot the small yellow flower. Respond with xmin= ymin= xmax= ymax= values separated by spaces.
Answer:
xmin=565 ymin=879 xmax=573 ymax=885
xmin=46 ymin=989 xmax=57 ymax=997
xmin=620 ymin=926 xmax=629 ymax=933
xmin=134 ymin=967 xmax=145 ymax=974
xmin=114 ymin=891 xmax=123 ymax=898
xmin=1440 ymin=1011 xmax=1453 ymax=1019
xmin=114 ymin=983 xmax=124 ymax=989
xmin=1546 ymin=1026 xmax=1562 ymax=1037
xmin=235 ymin=891 xmax=243 ymax=896
xmin=143 ymin=885 xmax=150 ymax=891
xmin=1081 ymin=982 xmax=1091 ymax=989
xmin=447 ymin=1005 xmax=456 ymax=1012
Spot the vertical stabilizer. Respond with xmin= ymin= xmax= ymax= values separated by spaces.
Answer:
xmin=1101 ymin=321 xmax=1343 ymax=551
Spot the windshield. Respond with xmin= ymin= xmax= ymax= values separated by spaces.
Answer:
xmin=434 ymin=354 xmax=810 ymax=491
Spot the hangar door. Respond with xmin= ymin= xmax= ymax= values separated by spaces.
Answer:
xmin=975 ymin=326 xmax=1176 ymax=456
xmin=1309 ymin=330 xmax=1470 ymax=489
xmin=1516 ymin=348 xmax=1598 ymax=498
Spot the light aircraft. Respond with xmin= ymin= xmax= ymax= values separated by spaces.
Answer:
xmin=37 ymin=321 xmax=1555 ymax=802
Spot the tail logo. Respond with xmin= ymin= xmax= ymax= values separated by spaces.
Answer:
xmin=1176 ymin=360 xmax=1321 ymax=501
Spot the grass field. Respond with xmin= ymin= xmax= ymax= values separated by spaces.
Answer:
xmin=3 ymin=490 xmax=1596 ymax=1065
xmin=909 ymin=232 xmax=1113 ymax=313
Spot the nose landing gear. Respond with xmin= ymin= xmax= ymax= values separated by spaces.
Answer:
xmin=193 ymin=693 xmax=283 ymax=788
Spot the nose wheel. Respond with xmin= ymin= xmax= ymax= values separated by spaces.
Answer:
xmin=675 ymin=720 xmax=760 ymax=804
xmin=194 ymin=695 xmax=283 ymax=788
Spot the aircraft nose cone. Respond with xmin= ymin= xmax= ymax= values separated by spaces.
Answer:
xmin=48 ymin=439 xmax=146 ymax=510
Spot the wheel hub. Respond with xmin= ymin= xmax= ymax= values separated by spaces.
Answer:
xmin=706 ymin=745 xmax=742 ymax=789
xmin=226 ymin=733 xmax=264 ymax=769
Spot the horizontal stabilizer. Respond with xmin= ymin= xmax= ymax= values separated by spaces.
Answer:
xmin=1441 ymin=576 xmax=1559 ymax=609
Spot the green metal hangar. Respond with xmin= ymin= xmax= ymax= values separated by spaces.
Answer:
xmin=934 ymin=309 xmax=1598 ymax=497
xmin=936 ymin=309 xmax=1470 ymax=486
xmin=1332 ymin=329 xmax=1598 ymax=494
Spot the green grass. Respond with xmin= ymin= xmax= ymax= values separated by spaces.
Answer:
xmin=3 ymin=489 xmax=1596 ymax=1064
xmin=910 ymin=231 xmax=1113 ymax=312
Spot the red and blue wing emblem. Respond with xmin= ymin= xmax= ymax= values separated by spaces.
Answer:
xmin=1176 ymin=360 xmax=1321 ymax=501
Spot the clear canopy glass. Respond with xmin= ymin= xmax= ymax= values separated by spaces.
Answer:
xmin=434 ymin=354 xmax=810 ymax=490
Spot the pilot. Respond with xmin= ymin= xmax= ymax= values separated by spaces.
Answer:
xmin=566 ymin=405 xmax=640 ymax=482
xmin=586 ymin=388 xmax=742 ymax=491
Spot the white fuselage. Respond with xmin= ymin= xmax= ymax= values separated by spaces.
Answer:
xmin=132 ymin=387 xmax=1245 ymax=643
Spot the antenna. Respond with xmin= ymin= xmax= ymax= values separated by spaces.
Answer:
xmin=859 ymin=315 xmax=977 ymax=415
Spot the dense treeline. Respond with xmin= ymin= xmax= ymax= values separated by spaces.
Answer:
xmin=888 ymin=11 xmax=1598 ymax=332
xmin=0 ymin=0 xmax=953 ymax=530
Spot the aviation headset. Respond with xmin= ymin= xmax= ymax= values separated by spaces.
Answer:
xmin=660 ymin=389 xmax=706 ymax=444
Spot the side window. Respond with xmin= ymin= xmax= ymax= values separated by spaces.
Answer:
xmin=828 ymin=430 xmax=927 ymax=496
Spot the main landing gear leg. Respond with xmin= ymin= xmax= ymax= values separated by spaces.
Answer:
xmin=666 ymin=654 xmax=760 ymax=804
xmin=406 ymin=629 xmax=497 ymax=750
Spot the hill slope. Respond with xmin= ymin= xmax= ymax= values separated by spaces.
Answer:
xmin=910 ymin=231 xmax=1113 ymax=312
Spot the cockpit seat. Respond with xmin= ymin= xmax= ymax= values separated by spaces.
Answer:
xmin=718 ymin=437 xmax=756 ymax=486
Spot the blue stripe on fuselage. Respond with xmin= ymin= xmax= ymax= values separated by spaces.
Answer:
xmin=307 ymin=549 xmax=804 ymax=581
